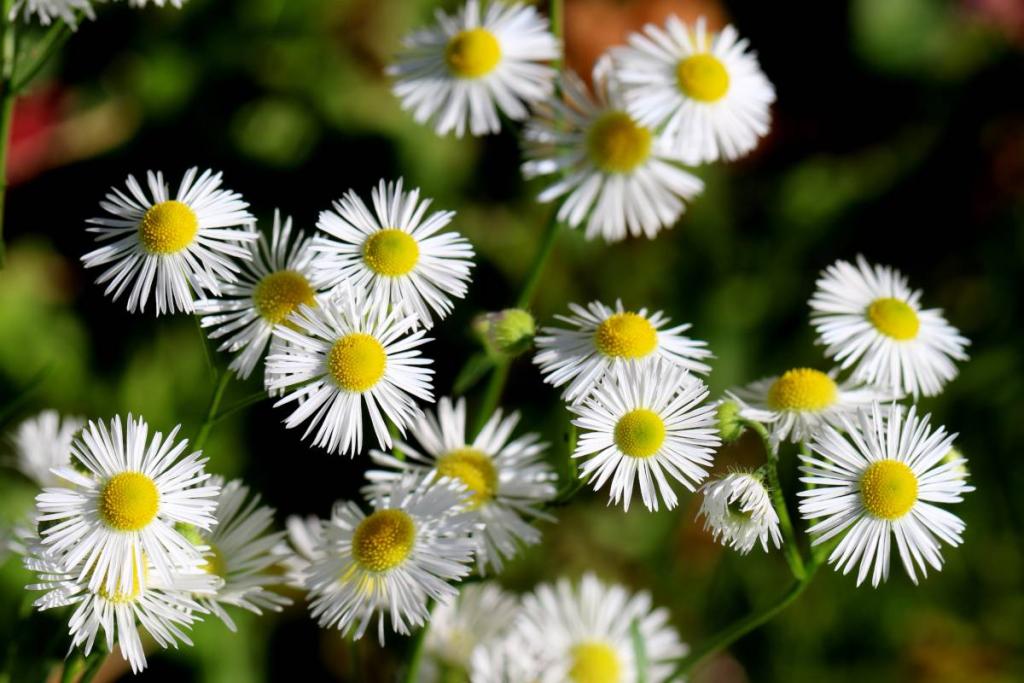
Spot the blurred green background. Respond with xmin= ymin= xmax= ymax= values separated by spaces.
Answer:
xmin=0 ymin=0 xmax=1022 ymax=680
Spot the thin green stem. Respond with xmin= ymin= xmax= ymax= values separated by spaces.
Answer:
xmin=12 ymin=19 xmax=71 ymax=93
xmin=192 ymin=370 xmax=233 ymax=452
xmin=403 ymin=600 xmax=434 ymax=683
xmin=515 ymin=209 xmax=561 ymax=309
xmin=0 ymin=363 xmax=51 ymax=429
xmin=210 ymin=390 xmax=266 ymax=426
xmin=78 ymin=650 xmax=106 ymax=683
xmin=473 ymin=360 xmax=509 ymax=436
xmin=59 ymin=654 xmax=83 ymax=683
xmin=195 ymin=316 xmax=217 ymax=380
xmin=0 ymin=0 xmax=18 ymax=269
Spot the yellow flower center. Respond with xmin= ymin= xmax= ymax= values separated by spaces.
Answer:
xmin=593 ymin=312 xmax=658 ymax=359
xmin=98 ymin=562 xmax=147 ymax=604
xmin=363 ymin=229 xmax=420 ymax=277
xmin=586 ymin=111 xmax=653 ymax=174
xmin=138 ymin=200 xmax=199 ymax=254
xmin=676 ymin=53 xmax=730 ymax=102
xmin=98 ymin=472 xmax=159 ymax=532
xmin=252 ymin=270 xmax=316 ymax=325
xmin=614 ymin=408 xmax=666 ymax=458
xmin=327 ymin=333 xmax=387 ymax=392
xmin=766 ymin=368 xmax=838 ymax=412
xmin=445 ymin=28 xmax=502 ymax=78
xmin=860 ymin=459 xmax=918 ymax=520
xmin=866 ymin=297 xmax=920 ymax=341
xmin=569 ymin=641 xmax=621 ymax=683
xmin=436 ymin=448 xmax=499 ymax=509
xmin=352 ymin=509 xmax=416 ymax=572
xmin=203 ymin=543 xmax=228 ymax=578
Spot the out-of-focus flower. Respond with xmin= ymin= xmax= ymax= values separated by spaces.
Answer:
xmin=698 ymin=471 xmax=782 ymax=554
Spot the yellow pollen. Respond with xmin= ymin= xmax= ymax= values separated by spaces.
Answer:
xmin=138 ymin=200 xmax=199 ymax=254
xmin=594 ymin=312 xmax=658 ymax=359
xmin=586 ymin=111 xmax=653 ymax=174
xmin=860 ymin=460 xmax=918 ymax=520
xmin=97 ymin=556 xmax=148 ymax=604
xmin=569 ymin=641 xmax=621 ymax=683
xmin=203 ymin=544 xmax=228 ymax=578
xmin=445 ymin=28 xmax=502 ymax=78
xmin=327 ymin=333 xmax=387 ymax=392
xmin=253 ymin=270 xmax=316 ymax=325
xmin=436 ymin=448 xmax=498 ymax=509
xmin=867 ymin=297 xmax=920 ymax=341
xmin=676 ymin=53 xmax=730 ymax=102
xmin=352 ymin=509 xmax=416 ymax=572
xmin=614 ymin=409 xmax=666 ymax=458
xmin=98 ymin=472 xmax=159 ymax=531
xmin=766 ymin=368 xmax=838 ymax=412
xmin=363 ymin=229 xmax=420 ymax=277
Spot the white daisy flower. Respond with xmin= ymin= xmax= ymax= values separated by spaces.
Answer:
xmin=728 ymin=368 xmax=899 ymax=449
xmin=522 ymin=59 xmax=704 ymax=242
xmin=312 ymin=179 xmax=475 ymax=329
xmin=12 ymin=0 xmax=95 ymax=26
xmin=534 ymin=298 xmax=711 ymax=405
xmin=304 ymin=476 xmax=476 ymax=643
xmin=571 ymin=360 xmax=720 ymax=512
xmin=35 ymin=414 xmax=220 ymax=596
xmin=810 ymin=256 xmax=970 ymax=398
xmin=266 ymin=285 xmax=435 ymax=456
xmin=195 ymin=210 xmax=330 ymax=381
xmin=81 ymin=167 xmax=256 ymax=316
xmin=422 ymin=583 xmax=520 ymax=681
xmin=509 ymin=573 xmax=687 ymax=683
xmin=613 ymin=15 xmax=776 ymax=164
xmin=277 ymin=514 xmax=325 ymax=589
xmin=365 ymin=397 xmax=556 ymax=573
xmin=697 ymin=471 xmax=782 ymax=554
xmin=390 ymin=0 xmax=559 ymax=137
xmin=798 ymin=403 xmax=974 ymax=587
xmin=8 ymin=410 xmax=84 ymax=488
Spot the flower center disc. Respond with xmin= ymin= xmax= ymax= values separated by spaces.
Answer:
xmin=867 ymin=297 xmax=920 ymax=340
xmin=138 ymin=200 xmax=199 ymax=254
xmin=445 ymin=28 xmax=502 ymax=78
xmin=98 ymin=472 xmax=159 ymax=532
xmin=860 ymin=459 xmax=918 ymax=520
xmin=98 ymin=559 xmax=147 ymax=604
xmin=569 ymin=641 xmax=621 ymax=683
xmin=253 ymin=270 xmax=316 ymax=324
xmin=327 ymin=333 xmax=387 ymax=392
xmin=614 ymin=408 xmax=666 ymax=458
xmin=766 ymin=368 xmax=838 ymax=412
xmin=352 ymin=509 xmax=416 ymax=572
xmin=436 ymin=448 xmax=499 ymax=509
xmin=203 ymin=544 xmax=228 ymax=578
xmin=676 ymin=53 xmax=730 ymax=102
xmin=363 ymin=229 xmax=420 ymax=277
xmin=593 ymin=312 xmax=658 ymax=358
xmin=586 ymin=111 xmax=653 ymax=174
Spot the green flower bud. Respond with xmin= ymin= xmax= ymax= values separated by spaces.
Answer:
xmin=476 ymin=309 xmax=536 ymax=357
xmin=716 ymin=400 xmax=745 ymax=443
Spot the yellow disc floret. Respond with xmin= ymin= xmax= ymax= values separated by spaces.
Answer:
xmin=253 ymin=270 xmax=316 ymax=324
xmin=445 ymin=28 xmax=502 ymax=78
xmin=138 ymin=200 xmax=199 ymax=254
xmin=586 ymin=111 xmax=653 ymax=174
xmin=569 ymin=641 xmax=621 ymax=683
xmin=766 ymin=368 xmax=838 ymax=412
xmin=98 ymin=559 xmax=147 ymax=604
xmin=203 ymin=544 xmax=228 ymax=578
xmin=676 ymin=53 xmax=730 ymax=102
xmin=593 ymin=312 xmax=658 ymax=359
xmin=327 ymin=333 xmax=387 ymax=392
xmin=614 ymin=408 xmax=666 ymax=458
xmin=860 ymin=459 xmax=918 ymax=520
xmin=352 ymin=509 xmax=416 ymax=572
xmin=98 ymin=472 xmax=159 ymax=532
xmin=363 ymin=229 xmax=420 ymax=277
xmin=436 ymin=448 xmax=499 ymax=509
xmin=867 ymin=297 xmax=920 ymax=341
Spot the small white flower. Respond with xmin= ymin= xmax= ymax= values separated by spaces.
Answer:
xmin=697 ymin=471 xmax=781 ymax=554
xmin=8 ymin=410 xmax=84 ymax=488
xmin=12 ymin=0 xmax=94 ymax=27
xmin=423 ymin=583 xmax=520 ymax=681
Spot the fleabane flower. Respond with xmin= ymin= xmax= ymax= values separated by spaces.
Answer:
xmin=12 ymin=0 xmax=95 ymax=27
xmin=390 ymin=0 xmax=559 ymax=137
xmin=697 ymin=471 xmax=781 ymax=554
xmin=810 ymin=256 xmax=970 ymax=397
xmin=613 ymin=15 xmax=776 ymax=164
xmin=35 ymin=414 xmax=220 ymax=596
xmin=534 ymin=298 xmax=711 ymax=404
xmin=265 ymin=285 xmax=434 ymax=456
xmin=571 ymin=360 xmax=720 ymax=512
xmin=303 ymin=476 xmax=476 ymax=643
xmin=82 ymin=168 xmax=256 ymax=315
xmin=798 ymin=403 xmax=973 ymax=587
xmin=9 ymin=410 xmax=84 ymax=488
xmin=365 ymin=397 xmax=557 ymax=572
xmin=312 ymin=179 xmax=475 ymax=329
xmin=522 ymin=59 xmax=704 ymax=242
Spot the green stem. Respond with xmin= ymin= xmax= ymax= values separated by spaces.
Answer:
xmin=403 ymin=601 xmax=434 ymax=683
xmin=210 ymin=390 xmax=266 ymax=425
xmin=515 ymin=209 xmax=561 ymax=309
xmin=192 ymin=370 xmax=233 ymax=452
xmin=12 ymin=19 xmax=71 ymax=93
xmin=78 ymin=650 xmax=106 ymax=683
xmin=59 ymin=654 xmax=83 ymax=683
xmin=0 ymin=363 xmax=51 ymax=428
xmin=473 ymin=360 xmax=509 ymax=436
xmin=0 ymin=0 xmax=18 ymax=269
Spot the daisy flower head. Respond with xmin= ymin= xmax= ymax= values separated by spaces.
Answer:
xmin=12 ymin=0 xmax=95 ymax=27
xmin=82 ymin=167 xmax=256 ymax=316
xmin=521 ymin=58 xmax=704 ymax=242
xmin=613 ymin=15 xmax=776 ymax=164
xmin=304 ymin=475 xmax=476 ymax=643
xmin=265 ymin=284 xmax=434 ymax=456
xmin=34 ymin=414 xmax=220 ymax=596
xmin=9 ymin=410 xmax=84 ymax=488
xmin=534 ymin=298 xmax=711 ymax=405
xmin=365 ymin=396 xmax=557 ymax=573
xmin=697 ymin=471 xmax=781 ymax=554
xmin=390 ymin=0 xmax=559 ymax=137
xmin=571 ymin=359 xmax=720 ymax=512
xmin=810 ymin=256 xmax=970 ymax=397
xmin=312 ymin=179 xmax=475 ymax=329
xmin=798 ymin=403 xmax=974 ymax=587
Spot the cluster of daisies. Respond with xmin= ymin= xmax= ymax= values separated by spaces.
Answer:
xmin=12 ymin=0 xmax=183 ymax=28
